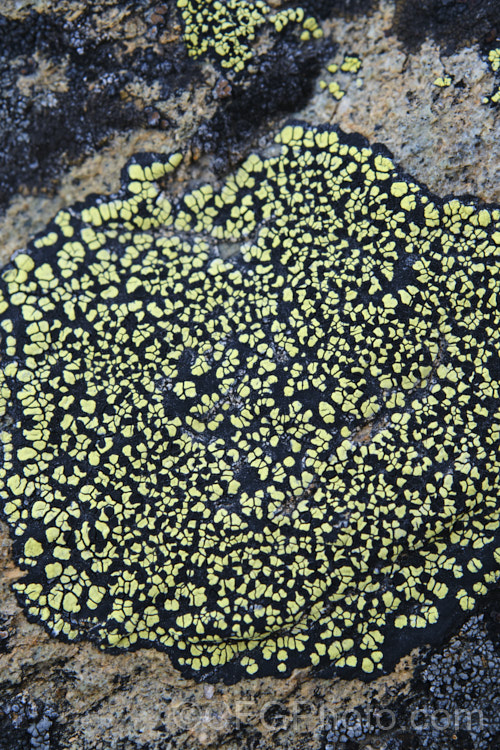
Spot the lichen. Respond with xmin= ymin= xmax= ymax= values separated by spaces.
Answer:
xmin=320 ymin=79 xmax=345 ymax=100
xmin=0 ymin=123 xmax=499 ymax=683
xmin=433 ymin=75 xmax=452 ymax=88
xmin=488 ymin=48 xmax=500 ymax=73
xmin=483 ymin=47 xmax=500 ymax=105
xmin=340 ymin=54 xmax=362 ymax=73
xmin=177 ymin=0 xmax=322 ymax=72
xmin=320 ymin=54 xmax=363 ymax=101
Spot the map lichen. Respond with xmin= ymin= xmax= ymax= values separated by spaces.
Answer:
xmin=0 ymin=123 xmax=499 ymax=683
xmin=177 ymin=0 xmax=322 ymax=72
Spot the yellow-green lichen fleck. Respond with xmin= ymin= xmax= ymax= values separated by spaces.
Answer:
xmin=488 ymin=48 xmax=500 ymax=72
xmin=483 ymin=47 xmax=500 ymax=104
xmin=340 ymin=54 xmax=362 ymax=73
xmin=328 ymin=81 xmax=345 ymax=100
xmin=0 ymin=122 xmax=499 ymax=684
xmin=321 ymin=54 xmax=362 ymax=101
xmin=320 ymin=79 xmax=345 ymax=100
xmin=483 ymin=85 xmax=500 ymax=105
xmin=433 ymin=75 xmax=452 ymax=88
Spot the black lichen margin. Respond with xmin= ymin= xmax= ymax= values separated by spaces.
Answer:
xmin=194 ymin=34 xmax=327 ymax=172
xmin=0 ymin=122 xmax=499 ymax=684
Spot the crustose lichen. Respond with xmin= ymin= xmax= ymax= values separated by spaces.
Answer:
xmin=0 ymin=123 xmax=499 ymax=683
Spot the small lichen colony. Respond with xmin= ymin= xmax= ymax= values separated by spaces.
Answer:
xmin=319 ymin=56 xmax=363 ymax=102
xmin=177 ymin=0 xmax=322 ymax=72
xmin=0 ymin=123 xmax=499 ymax=683
xmin=483 ymin=47 xmax=500 ymax=105
xmin=433 ymin=75 xmax=452 ymax=88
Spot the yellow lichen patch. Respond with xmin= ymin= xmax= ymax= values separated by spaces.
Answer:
xmin=320 ymin=53 xmax=362 ymax=101
xmin=327 ymin=81 xmax=345 ymax=100
xmin=433 ymin=75 xmax=452 ymax=88
xmin=0 ymin=123 xmax=499 ymax=684
xmin=320 ymin=79 xmax=345 ymax=100
xmin=340 ymin=54 xmax=362 ymax=73
xmin=177 ymin=0 xmax=322 ymax=73
xmin=488 ymin=48 xmax=500 ymax=72
xmin=483 ymin=47 xmax=500 ymax=104
xmin=484 ymin=86 xmax=500 ymax=105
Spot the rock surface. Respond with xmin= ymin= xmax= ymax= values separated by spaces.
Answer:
xmin=0 ymin=1 xmax=499 ymax=748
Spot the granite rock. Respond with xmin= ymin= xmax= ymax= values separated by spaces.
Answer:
xmin=0 ymin=1 xmax=499 ymax=748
